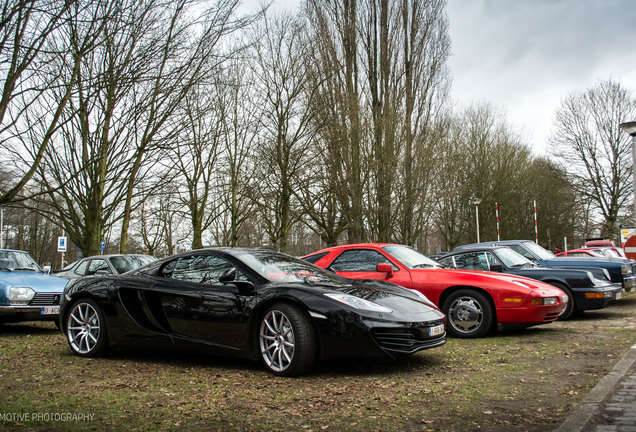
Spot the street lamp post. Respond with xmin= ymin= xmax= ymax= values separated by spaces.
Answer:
xmin=620 ymin=121 xmax=636 ymax=230
xmin=470 ymin=197 xmax=482 ymax=243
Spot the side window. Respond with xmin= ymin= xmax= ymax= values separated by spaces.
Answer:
xmin=453 ymin=253 xmax=487 ymax=270
xmin=485 ymin=253 xmax=500 ymax=268
xmin=74 ymin=260 xmax=89 ymax=276
xmin=330 ymin=249 xmax=395 ymax=272
xmin=170 ymin=255 xmax=246 ymax=285
xmin=87 ymin=259 xmax=112 ymax=275
xmin=437 ymin=257 xmax=454 ymax=268
xmin=475 ymin=253 xmax=489 ymax=270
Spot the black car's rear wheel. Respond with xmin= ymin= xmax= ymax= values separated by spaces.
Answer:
xmin=258 ymin=303 xmax=316 ymax=376
xmin=66 ymin=298 xmax=108 ymax=357
xmin=442 ymin=289 xmax=494 ymax=338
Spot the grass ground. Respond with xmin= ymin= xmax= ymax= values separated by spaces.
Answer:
xmin=1 ymin=292 xmax=635 ymax=432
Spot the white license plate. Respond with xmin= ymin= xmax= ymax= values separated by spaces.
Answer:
xmin=41 ymin=306 xmax=60 ymax=315
xmin=616 ymin=292 xmax=622 ymax=300
xmin=429 ymin=324 xmax=445 ymax=337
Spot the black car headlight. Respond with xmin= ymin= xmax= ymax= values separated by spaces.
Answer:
xmin=324 ymin=293 xmax=393 ymax=313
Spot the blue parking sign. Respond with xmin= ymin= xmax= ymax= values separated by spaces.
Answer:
xmin=100 ymin=240 xmax=105 ymax=251
xmin=57 ymin=236 xmax=67 ymax=252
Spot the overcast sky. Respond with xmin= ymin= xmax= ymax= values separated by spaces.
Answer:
xmin=447 ymin=0 xmax=636 ymax=155
xmin=243 ymin=0 xmax=636 ymax=155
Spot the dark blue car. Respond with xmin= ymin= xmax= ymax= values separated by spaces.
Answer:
xmin=453 ymin=240 xmax=635 ymax=292
xmin=438 ymin=245 xmax=622 ymax=319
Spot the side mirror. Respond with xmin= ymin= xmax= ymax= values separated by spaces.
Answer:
xmin=219 ymin=268 xmax=237 ymax=283
xmin=376 ymin=263 xmax=394 ymax=278
xmin=42 ymin=265 xmax=51 ymax=274
xmin=489 ymin=264 xmax=504 ymax=272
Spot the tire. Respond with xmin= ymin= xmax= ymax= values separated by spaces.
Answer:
xmin=258 ymin=303 xmax=317 ymax=376
xmin=552 ymin=283 xmax=575 ymax=320
xmin=65 ymin=298 xmax=109 ymax=357
xmin=442 ymin=289 xmax=494 ymax=338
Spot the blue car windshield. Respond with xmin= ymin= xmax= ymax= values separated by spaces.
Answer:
xmin=492 ymin=248 xmax=532 ymax=267
xmin=0 ymin=250 xmax=42 ymax=271
xmin=524 ymin=242 xmax=556 ymax=260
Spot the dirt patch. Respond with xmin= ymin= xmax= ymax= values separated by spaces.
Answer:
xmin=1 ymin=292 xmax=635 ymax=431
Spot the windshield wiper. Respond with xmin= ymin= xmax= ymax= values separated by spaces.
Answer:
xmin=13 ymin=267 xmax=38 ymax=272
xmin=413 ymin=263 xmax=438 ymax=268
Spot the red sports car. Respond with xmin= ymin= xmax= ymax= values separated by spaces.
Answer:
xmin=302 ymin=243 xmax=568 ymax=338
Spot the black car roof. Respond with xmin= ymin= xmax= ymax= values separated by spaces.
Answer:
xmin=452 ymin=240 xmax=534 ymax=252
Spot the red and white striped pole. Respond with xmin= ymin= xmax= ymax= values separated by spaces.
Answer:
xmin=495 ymin=202 xmax=500 ymax=241
xmin=533 ymin=200 xmax=538 ymax=244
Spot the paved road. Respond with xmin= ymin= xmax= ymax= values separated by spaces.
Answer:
xmin=558 ymin=344 xmax=636 ymax=432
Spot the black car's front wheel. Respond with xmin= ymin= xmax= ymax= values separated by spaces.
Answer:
xmin=553 ymin=283 xmax=575 ymax=320
xmin=258 ymin=303 xmax=316 ymax=376
xmin=65 ymin=298 xmax=108 ymax=357
xmin=442 ymin=289 xmax=494 ymax=338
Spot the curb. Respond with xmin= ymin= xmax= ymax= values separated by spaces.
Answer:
xmin=556 ymin=343 xmax=636 ymax=431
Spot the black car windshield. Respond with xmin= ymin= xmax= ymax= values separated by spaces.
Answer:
xmin=492 ymin=248 xmax=533 ymax=267
xmin=382 ymin=245 xmax=441 ymax=269
xmin=524 ymin=241 xmax=556 ymax=259
xmin=237 ymin=250 xmax=345 ymax=284
xmin=0 ymin=250 xmax=42 ymax=271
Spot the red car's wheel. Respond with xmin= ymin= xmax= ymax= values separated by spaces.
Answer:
xmin=442 ymin=289 xmax=494 ymax=338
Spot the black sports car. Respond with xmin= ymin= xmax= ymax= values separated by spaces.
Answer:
xmin=59 ymin=248 xmax=446 ymax=376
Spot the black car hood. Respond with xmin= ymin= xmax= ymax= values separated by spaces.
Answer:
xmin=284 ymin=278 xmax=444 ymax=320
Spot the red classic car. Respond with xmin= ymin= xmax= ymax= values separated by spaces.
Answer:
xmin=302 ymin=243 xmax=568 ymax=338
xmin=555 ymin=249 xmax=604 ymax=258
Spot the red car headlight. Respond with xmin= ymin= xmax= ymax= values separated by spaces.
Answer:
xmin=529 ymin=297 xmax=559 ymax=306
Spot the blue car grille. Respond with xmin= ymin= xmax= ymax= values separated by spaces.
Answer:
xmin=371 ymin=324 xmax=446 ymax=354
xmin=28 ymin=293 xmax=63 ymax=306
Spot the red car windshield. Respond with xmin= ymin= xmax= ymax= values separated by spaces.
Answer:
xmin=382 ymin=245 xmax=442 ymax=269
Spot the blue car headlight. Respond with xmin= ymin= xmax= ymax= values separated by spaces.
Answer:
xmin=324 ymin=293 xmax=393 ymax=313
xmin=9 ymin=287 xmax=35 ymax=305
xmin=622 ymin=265 xmax=632 ymax=275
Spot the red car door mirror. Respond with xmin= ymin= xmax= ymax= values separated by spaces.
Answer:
xmin=376 ymin=263 xmax=394 ymax=278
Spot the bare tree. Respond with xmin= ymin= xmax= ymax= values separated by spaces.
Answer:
xmin=32 ymin=0 xmax=248 ymax=256
xmin=434 ymin=105 xmax=535 ymax=249
xmin=118 ymin=0 xmax=253 ymax=253
xmin=550 ymin=79 xmax=636 ymax=237
xmin=169 ymin=85 xmax=223 ymax=249
xmin=0 ymin=0 xmax=100 ymax=204
xmin=395 ymin=0 xmax=450 ymax=246
xmin=212 ymin=61 xmax=258 ymax=247
xmin=305 ymin=0 xmax=450 ymax=244
xmin=306 ymin=0 xmax=366 ymax=243
xmin=249 ymin=11 xmax=317 ymax=252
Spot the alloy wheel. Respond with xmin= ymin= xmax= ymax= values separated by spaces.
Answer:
xmin=67 ymin=302 xmax=101 ymax=355
xmin=259 ymin=309 xmax=295 ymax=372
